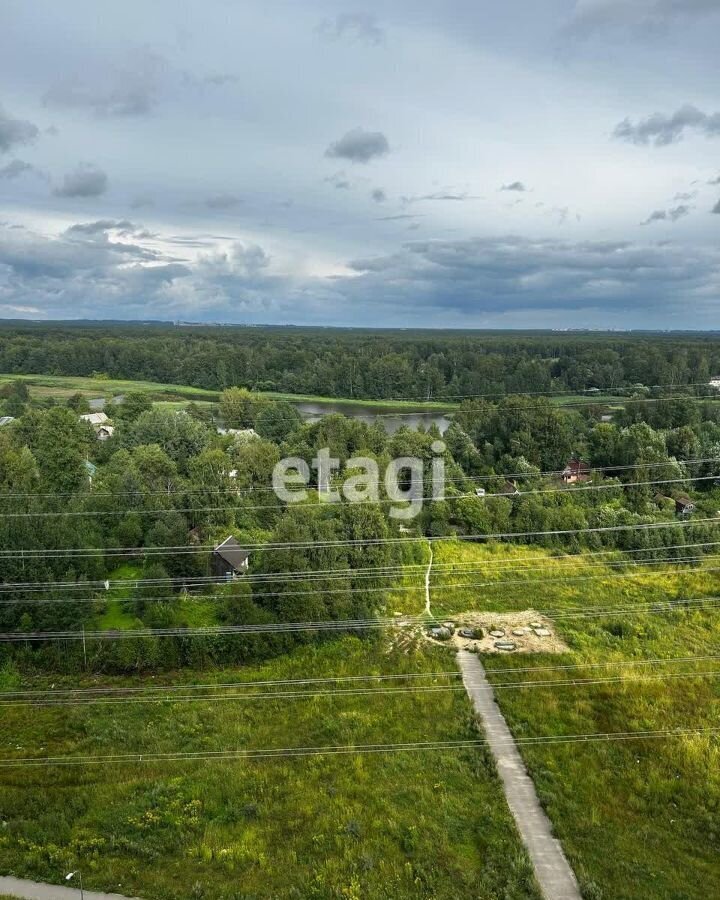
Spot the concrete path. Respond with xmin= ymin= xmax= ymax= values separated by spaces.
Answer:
xmin=457 ymin=650 xmax=581 ymax=900
xmin=0 ymin=875 xmax=141 ymax=900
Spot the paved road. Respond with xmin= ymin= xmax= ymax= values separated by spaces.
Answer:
xmin=0 ymin=875 xmax=141 ymax=900
xmin=457 ymin=650 xmax=582 ymax=900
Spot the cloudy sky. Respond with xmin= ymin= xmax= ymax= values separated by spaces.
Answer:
xmin=1 ymin=0 xmax=719 ymax=328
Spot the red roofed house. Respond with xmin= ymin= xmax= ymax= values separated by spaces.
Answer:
xmin=561 ymin=458 xmax=592 ymax=484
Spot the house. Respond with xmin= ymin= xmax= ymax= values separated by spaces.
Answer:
xmin=0 ymin=416 xmax=15 ymax=427
xmin=475 ymin=487 xmax=487 ymax=498
xmin=600 ymin=414 xmax=613 ymax=423
xmin=80 ymin=412 xmax=110 ymax=427
xmin=709 ymin=377 xmax=720 ymax=390
xmin=96 ymin=425 xmax=114 ymax=441
xmin=498 ymin=480 xmax=520 ymax=496
xmin=211 ymin=536 xmax=250 ymax=577
xmin=653 ymin=492 xmax=674 ymax=508
xmin=561 ymin=458 xmax=592 ymax=484
xmin=674 ymin=495 xmax=695 ymax=516
xmin=217 ymin=427 xmax=259 ymax=440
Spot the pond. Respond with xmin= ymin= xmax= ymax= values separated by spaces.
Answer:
xmin=292 ymin=400 xmax=453 ymax=435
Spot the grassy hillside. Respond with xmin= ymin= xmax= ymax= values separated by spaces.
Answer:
xmin=0 ymin=637 xmax=540 ymax=900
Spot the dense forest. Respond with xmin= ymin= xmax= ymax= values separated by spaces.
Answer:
xmin=1 ymin=333 xmax=720 ymax=674
xmin=1 ymin=323 xmax=720 ymax=398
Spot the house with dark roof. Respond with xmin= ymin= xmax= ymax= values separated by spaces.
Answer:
xmin=211 ymin=536 xmax=250 ymax=577
xmin=673 ymin=495 xmax=695 ymax=516
xmin=561 ymin=458 xmax=592 ymax=484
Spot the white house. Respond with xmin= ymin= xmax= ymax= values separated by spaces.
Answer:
xmin=80 ymin=412 xmax=110 ymax=427
xmin=96 ymin=425 xmax=115 ymax=441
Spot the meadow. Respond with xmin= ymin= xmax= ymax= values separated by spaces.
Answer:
xmin=484 ymin=605 xmax=720 ymax=900
xmin=387 ymin=541 xmax=720 ymax=897
xmin=0 ymin=637 xmax=540 ymax=900
xmin=0 ymin=374 xmax=457 ymax=413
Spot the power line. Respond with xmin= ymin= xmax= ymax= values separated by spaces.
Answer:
xmin=1 ymin=514 xmax=717 ymax=560
xmin=0 ymin=669 xmax=466 ymax=698
xmin=1 ymin=538 xmax=717 ymax=596
xmin=6 ymin=652 xmax=717 ymax=700
xmin=0 ymin=615 xmax=428 ymax=643
xmin=0 ymin=473 xmax=714 ymax=518
xmin=1 ymin=669 xmax=718 ymax=709
xmin=1 ymin=593 xmax=718 ymax=643
xmin=2 ymin=554 xmax=718 ymax=608
xmin=0 ymin=456 xmax=717 ymax=500
xmin=0 ymin=727 xmax=716 ymax=769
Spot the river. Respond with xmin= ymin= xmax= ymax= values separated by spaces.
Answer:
xmin=292 ymin=400 xmax=453 ymax=434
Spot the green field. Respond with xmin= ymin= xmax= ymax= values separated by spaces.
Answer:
xmin=1 ymin=546 xmax=719 ymax=898
xmin=0 ymin=374 xmax=458 ymax=412
xmin=0 ymin=637 xmax=540 ymax=900
xmin=485 ymin=606 xmax=720 ymax=899
xmin=388 ymin=540 xmax=720 ymax=620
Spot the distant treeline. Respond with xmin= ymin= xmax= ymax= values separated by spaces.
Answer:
xmin=1 ymin=323 xmax=720 ymax=398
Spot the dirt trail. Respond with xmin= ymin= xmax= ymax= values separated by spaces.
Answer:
xmin=424 ymin=542 xmax=433 ymax=615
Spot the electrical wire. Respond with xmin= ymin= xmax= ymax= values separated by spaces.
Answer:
xmin=0 ymin=727 xmax=716 ymax=768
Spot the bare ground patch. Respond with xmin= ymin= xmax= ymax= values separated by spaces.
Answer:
xmin=423 ymin=609 xmax=569 ymax=654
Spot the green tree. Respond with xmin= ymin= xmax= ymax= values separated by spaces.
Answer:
xmin=255 ymin=401 xmax=302 ymax=442
xmin=33 ymin=407 xmax=91 ymax=492
xmin=114 ymin=391 xmax=153 ymax=423
xmin=66 ymin=393 xmax=90 ymax=413
xmin=220 ymin=387 xmax=257 ymax=428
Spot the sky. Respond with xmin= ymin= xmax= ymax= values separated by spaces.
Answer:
xmin=0 ymin=0 xmax=719 ymax=329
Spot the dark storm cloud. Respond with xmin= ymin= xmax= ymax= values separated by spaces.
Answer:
xmin=42 ymin=50 xmax=166 ymax=117
xmin=54 ymin=164 xmax=108 ymax=198
xmin=500 ymin=181 xmax=527 ymax=192
xmin=0 ymin=104 xmax=39 ymax=153
xmin=641 ymin=204 xmax=691 ymax=224
xmin=402 ymin=191 xmax=478 ymax=204
xmin=325 ymin=128 xmax=390 ymax=163
xmin=0 ymin=159 xmax=44 ymax=180
xmin=317 ymin=13 xmax=384 ymax=44
xmin=205 ymin=193 xmax=242 ymax=209
xmin=42 ymin=48 xmax=235 ymax=118
xmin=343 ymin=235 xmax=720 ymax=316
xmin=565 ymin=0 xmax=720 ymax=35
xmin=614 ymin=104 xmax=720 ymax=146
xmin=324 ymin=172 xmax=351 ymax=189
xmin=2 ymin=221 xmax=720 ymax=324
xmin=65 ymin=219 xmax=152 ymax=238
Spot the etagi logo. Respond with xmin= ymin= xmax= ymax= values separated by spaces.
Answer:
xmin=272 ymin=441 xmax=446 ymax=520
